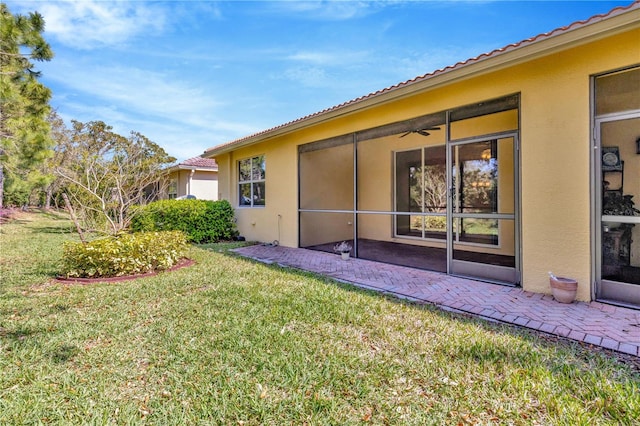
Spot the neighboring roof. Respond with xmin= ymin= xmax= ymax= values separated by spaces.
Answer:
xmin=168 ymin=156 xmax=218 ymax=172
xmin=203 ymin=1 xmax=640 ymax=157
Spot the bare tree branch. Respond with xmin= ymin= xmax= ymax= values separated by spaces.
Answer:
xmin=55 ymin=121 xmax=175 ymax=236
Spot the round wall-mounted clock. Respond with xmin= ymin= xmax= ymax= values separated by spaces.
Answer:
xmin=603 ymin=151 xmax=619 ymax=166
xmin=601 ymin=146 xmax=622 ymax=171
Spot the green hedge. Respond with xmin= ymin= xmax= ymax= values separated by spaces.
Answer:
xmin=130 ymin=199 xmax=238 ymax=243
xmin=61 ymin=231 xmax=188 ymax=278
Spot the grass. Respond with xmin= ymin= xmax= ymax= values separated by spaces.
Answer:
xmin=1 ymin=211 xmax=639 ymax=425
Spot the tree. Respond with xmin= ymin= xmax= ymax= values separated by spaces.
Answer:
xmin=0 ymin=3 xmax=54 ymax=207
xmin=41 ymin=110 xmax=72 ymax=209
xmin=56 ymin=120 xmax=176 ymax=236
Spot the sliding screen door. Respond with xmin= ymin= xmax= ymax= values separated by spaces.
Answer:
xmin=449 ymin=135 xmax=519 ymax=284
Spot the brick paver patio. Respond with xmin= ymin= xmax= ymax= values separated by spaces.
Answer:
xmin=233 ymin=244 xmax=640 ymax=357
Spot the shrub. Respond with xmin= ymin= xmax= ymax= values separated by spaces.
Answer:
xmin=425 ymin=215 xmax=446 ymax=231
xmin=61 ymin=231 xmax=188 ymax=278
xmin=130 ymin=199 xmax=238 ymax=243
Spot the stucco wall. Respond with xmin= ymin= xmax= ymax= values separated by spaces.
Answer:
xmin=220 ymin=138 xmax=300 ymax=246
xmin=517 ymin=30 xmax=639 ymax=300
xmin=213 ymin=27 xmax=640 ymax=301
xmin=190 ymin=170 xmax=218 ymax=200
xmin=168 ymin=169 xmax=218 ymax=200
xmin=168 ymin=170 xmax=188 ymax=197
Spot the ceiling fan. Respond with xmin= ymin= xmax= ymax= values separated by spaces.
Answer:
xmin=399 ymin=127 xmax=441 ymax=138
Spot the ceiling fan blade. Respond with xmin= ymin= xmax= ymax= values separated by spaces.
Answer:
xmin=399 ymin=127 xmax=440 ymax=138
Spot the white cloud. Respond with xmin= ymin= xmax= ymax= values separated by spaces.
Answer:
xmin=286 ymin=49 xmax=371 ymax=66
xmin=37 ymin=1 xmax=167 ymax=49
xmin=41 ymin=58 xmax=263 ymax=161
xmin=44 ymin=59 xmax=218 ymax=124
xmin=280 ymin=66 xmax=332 ymax=88
xmin=268 ymin=0 xmax=379 ymax=21
xmin=390 ymin=44 xmax=496 ymax=80
xmin=287 ymin=51 xmax=337 ymax=64
xmin=56 ymin=97 xmax=260 ymax=162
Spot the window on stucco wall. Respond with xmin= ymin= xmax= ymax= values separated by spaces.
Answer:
xmin=168 ymin=179 xmax=178 ymax=199
xmin=238 ymin=155 xmax=266 ymax=207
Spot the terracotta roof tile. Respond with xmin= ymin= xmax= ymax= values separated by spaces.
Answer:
xmin=205 ymin=1 xmax=639 ymax=155
xmin=180 ymin=156 xmax=218 ymax=169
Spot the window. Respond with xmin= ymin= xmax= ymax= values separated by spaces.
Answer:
xmin=395 ymin=146 xmax=446 ymax=239
xmin=454 ymin=140 xmax=498 ymax=245
xmin=168 ymin=179 xmax=177 ymax=199
xmin=394 ymin=142 xmax=499 ymax=246
xmin=238 ymin=155 xmax=266 ymax=207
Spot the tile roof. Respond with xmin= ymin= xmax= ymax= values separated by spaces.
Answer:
xmin=204 ymin=1 xmax=640 ymax=156
xmin=179 ymin=156 xmax=218 ymax=169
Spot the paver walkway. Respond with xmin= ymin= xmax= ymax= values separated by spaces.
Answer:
xmin=233 ymin=244 xmax=640 ymax=357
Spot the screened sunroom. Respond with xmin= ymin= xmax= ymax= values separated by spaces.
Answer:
xmin=299 ymin=94 xmax=521 ymax=285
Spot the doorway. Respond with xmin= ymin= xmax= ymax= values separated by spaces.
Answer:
xmin=448 ymin=134 xmax=519 ymax=284
xmin=596 ymin=114 xmax=640 ymax=305
xmin=594 ymin=67 xmax=640 ymax=307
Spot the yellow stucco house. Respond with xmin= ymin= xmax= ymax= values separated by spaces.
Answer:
xmin=203 ymin=3 xmax=640 ymax=308
xmin=165 ymin=157 xmax=218 ymax=200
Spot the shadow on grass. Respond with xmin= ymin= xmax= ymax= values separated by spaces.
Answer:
xmin=50 ymin=303 xmax=69 ymax=313
xmin=203 ymin=244 xmax=640 ymax=373
xmin=31 ymin=209 xmax=70 ymax=221
xmin=1 ymin=218 xmax=30 ymax=226
xmin=196 ymin=240 xmax=255 ymax=252
xmin=1 ymin=209 xmax=68 ymax=223
xmin=2 ymin=210 xmax=76 ymax=234
xmin=28 ymin=225 xmax=77 ymax=234
xmin=1 ymin=319 xmax=77 ymax=363
xmin=0 ymin=325 xmax=40 ymax=342
xmin=50 ymin=344 xmax=79 ymax=363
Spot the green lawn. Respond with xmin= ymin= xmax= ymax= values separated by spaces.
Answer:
xmin=1 ymin=211 xmax=639 ymax=425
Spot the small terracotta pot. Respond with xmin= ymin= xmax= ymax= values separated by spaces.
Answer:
xmin=549 ymin=276 xmax=578 ymax=304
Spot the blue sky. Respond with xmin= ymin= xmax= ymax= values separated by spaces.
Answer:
xmin=5 ymin=0 xmax=632 ymax=162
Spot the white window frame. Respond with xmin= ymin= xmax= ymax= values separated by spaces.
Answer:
xmin=168 ymin=179 xmax=178 ymax=199
xmin=238 ymin=155 xmax=266 ymax=207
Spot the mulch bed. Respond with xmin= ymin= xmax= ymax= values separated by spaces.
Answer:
xmin=54 ymin=258 xmax=195 ymax=284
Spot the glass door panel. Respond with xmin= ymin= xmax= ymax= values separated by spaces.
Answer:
xmin=597 ymin=116 xmax=640 ymax=305
xmin=449 ymin=136 xmax=518 ymax=284
xmin=394 ymin=145 xmax=447 ymax=240
xmin=423 ymin=145 xmax=447 ymax=240
xmin=395 ymin=149 xmax=422 ymax=237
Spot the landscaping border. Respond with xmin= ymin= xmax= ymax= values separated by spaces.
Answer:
xmin=54 ymin=258 xmax=196 ymax=284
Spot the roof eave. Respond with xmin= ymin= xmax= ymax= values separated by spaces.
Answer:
xmin=203 ymin=5 xmax=640 ymax=158
xmin=167 ymin=165 xmax=219 ymax=173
